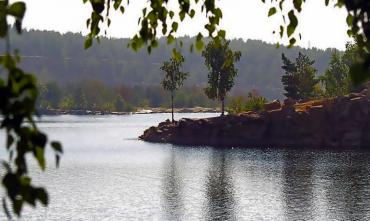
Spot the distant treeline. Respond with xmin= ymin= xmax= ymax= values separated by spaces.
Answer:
xmin=37 ymin=80 xmax=218 ymax=112
xmin=3 ymin=29 xmax=335 ymax=100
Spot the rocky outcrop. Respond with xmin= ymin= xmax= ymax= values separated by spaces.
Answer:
xmin=140 ymin=88 xmax=370 ymax=148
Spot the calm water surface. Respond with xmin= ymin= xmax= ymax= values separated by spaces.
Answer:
xmin=2 ymin=113 xmax=370 ymax=220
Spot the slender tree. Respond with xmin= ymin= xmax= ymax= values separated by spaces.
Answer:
xmin=202 ymin=39 xmax=241 ymax=116
xmin=160 ymin=55 xmax=188 ymax=122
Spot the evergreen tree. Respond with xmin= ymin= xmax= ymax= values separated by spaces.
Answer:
xmin=341 ymin=42 xmax=364 ymax=91
xmin=281 ymin=52 xmax=318 ymax=100
xmin=281 ymin=53 xmax=299 ymax=99
xmin=202 ymin=39 xmax=241 ymax=116
xmin=295 ymin=53 xmax=318 ymax=99
xmin=319 ymin=43 xmax=365 ymax=97
xmin=320 ymin=50 xmax=351 ymax=97
xmin=160 ymin=55 xmax=188 ymax=122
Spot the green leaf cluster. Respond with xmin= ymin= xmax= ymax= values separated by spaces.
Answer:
xmin=0 ymin=1 xmax=62 ymax=218
xmin=0 ymin=1 xmax=25 ymax=37
xmin=0 ymin=53 xmax=62 ymax=218
xmin=264 ymin=0 xmax=301 ymax=48
xmin=83 ymin=0 xmax=226 ymax=53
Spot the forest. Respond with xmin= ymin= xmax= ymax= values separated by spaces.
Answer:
xmin=1 ymin=29 xmax=338 ymax=111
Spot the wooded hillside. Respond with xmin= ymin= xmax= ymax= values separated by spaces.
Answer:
xmin=3 ymin=29 xmax=335 ymax=99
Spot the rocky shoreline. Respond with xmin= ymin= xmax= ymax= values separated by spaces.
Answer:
xmin=140 ymin=88 xmax=370 ymax=148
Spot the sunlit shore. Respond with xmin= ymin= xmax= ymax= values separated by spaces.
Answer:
xmin=37 ymin=107 xmax=220 ymax=115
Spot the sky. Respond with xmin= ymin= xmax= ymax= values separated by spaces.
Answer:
xmin=19 ymin=0 xmax=350 ymax=50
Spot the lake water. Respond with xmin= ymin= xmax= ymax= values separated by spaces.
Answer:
xmin=2 ymin=113 xmax=370 ymax=220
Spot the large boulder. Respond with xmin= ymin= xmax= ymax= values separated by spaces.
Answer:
xmin=264 ymin=100 xmax=281 ymax=112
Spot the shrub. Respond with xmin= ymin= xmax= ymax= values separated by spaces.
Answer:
xmin=227 ymin=96 xmax=246 ymax=114
xmin=59 ymin=96 xmax=75 ymax=110
xmin=245 ymin=93 xmax=267 ymax=112
xmin=227 ymin=92 xmax=267 ymax=114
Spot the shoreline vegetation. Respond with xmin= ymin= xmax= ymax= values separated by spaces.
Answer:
xmin=37 ymin=107 xmax=220 ymax=115
xmin=140 ymin=86 xmax=370 ymax=148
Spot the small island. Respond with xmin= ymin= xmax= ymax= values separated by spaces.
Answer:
xmin=140 ymin=41 xmax=370 ymax=149
xmin=140 ymin=88 xmax=370 ymax=148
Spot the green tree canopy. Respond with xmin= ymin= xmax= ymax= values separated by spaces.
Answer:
xmin=202 ymin=39 xmax=241 ymax=116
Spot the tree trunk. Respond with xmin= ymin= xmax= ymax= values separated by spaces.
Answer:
xmin=221 ymin=98 xmax=225 ymax=116
xmin=171 ymin=91 xmax=174 ymax=122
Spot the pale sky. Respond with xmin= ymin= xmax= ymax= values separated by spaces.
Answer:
xmin=19 ymin=0 xmax=350 ymax=50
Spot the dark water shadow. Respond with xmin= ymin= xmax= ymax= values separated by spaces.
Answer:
xmin=281 ymin=149 xmax=370 ymax=220
xmin=161 ymin=149 xmax=184 ymax=221
xmin=282 ymin=150 xmax=315 ymax=220
xmin=205 ymin=149 xmax=236 ymax=221
xmin=323 ymin=152 xmax=370 ymax=220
